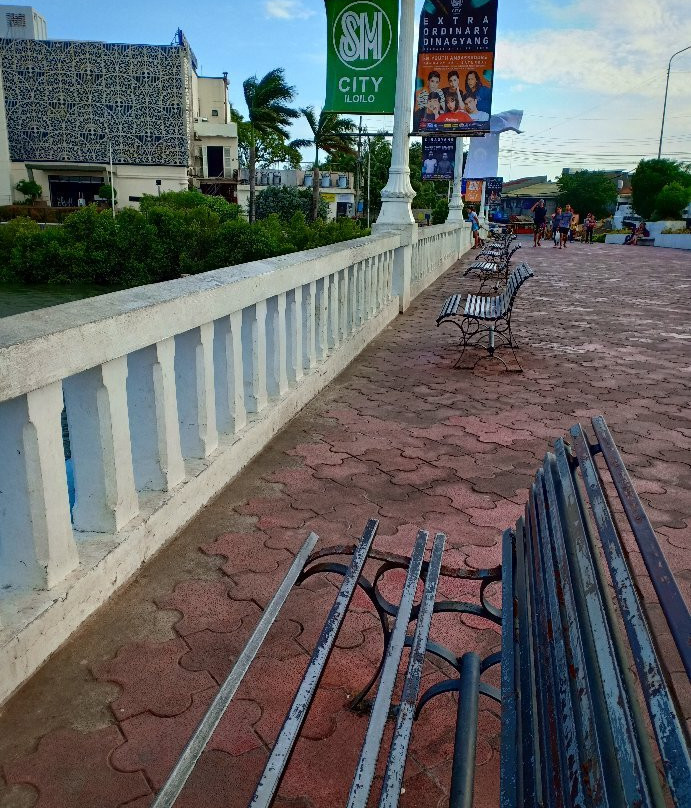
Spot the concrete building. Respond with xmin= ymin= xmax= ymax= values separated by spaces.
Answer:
xmin=0 ymin=8 xmax=238 ymax=208
xmin=236 ymin=167 xmax=355 ymax=220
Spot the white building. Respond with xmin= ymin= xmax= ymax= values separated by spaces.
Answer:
xmin=236 ymin=168 xmax=355 ymax=220
xmin=0 ymin=8 xmax=238 ymax=208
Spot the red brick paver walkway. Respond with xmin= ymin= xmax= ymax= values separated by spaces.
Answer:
xmin=1 ymin=241 xmax=690 ymax=808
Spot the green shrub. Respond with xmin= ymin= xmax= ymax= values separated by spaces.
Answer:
xmin=432 ymin=199 xmax=449 ymax=224
xmin=15 ymin=179 xmax=42 ymax=204
xmin=255 ymin=186 xmax=328 ymax=221
xmin=654 ymin=182 xmax=691 ymax=220
xmin=0 ymin=190 xmax=367 ymax=288
xmin=98 ymin=183 xmax=117 ymax=202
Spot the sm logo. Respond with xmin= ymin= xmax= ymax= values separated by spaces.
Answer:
xmin=334 ymin=1 xmax=393 ymax=70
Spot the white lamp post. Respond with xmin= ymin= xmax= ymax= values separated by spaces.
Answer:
xmin=373 ymin=0 xmax=416 ymax=229
xmin=658 ymin=45 xmax=691 ymax=159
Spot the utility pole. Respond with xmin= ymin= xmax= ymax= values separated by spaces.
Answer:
xmin=109 ymin=143 xmax=115 ymax=219
xmin=658 ymin=46 xmax=691 ymax=159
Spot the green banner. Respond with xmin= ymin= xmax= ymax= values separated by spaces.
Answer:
xmin=324 ymin=0 xmax=398 ymax=114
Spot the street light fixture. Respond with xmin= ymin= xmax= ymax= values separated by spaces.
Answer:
xmin=658 ymin=45 xmax=691 ymax=159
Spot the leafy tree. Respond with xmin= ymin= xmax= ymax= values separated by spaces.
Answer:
xmin=432 ymin=198 xmax=449 ymax=224
xmin=631 ymin=159 xmax=691 ymax=220
xmin=98 ymin=183 xmax=117 ymax=202
xmin=242 ymin=68 xmax=300 ymax=223
xmin=15 ymin=179 xmax=42 ymax=204
xmin=556 ymin=171 xmax=618 ymax=220
xmin=362 ymin=135 xmax=392 ymax=220
xmin=654 ymin=182 xmax=691 ymax=220
xmin=292 ymin=107 xmax=356 ymax=221
xmin=231 ymin=107 xmax=302 ymax=169
xmin=255 ymin=185 xmax=327 ymax=221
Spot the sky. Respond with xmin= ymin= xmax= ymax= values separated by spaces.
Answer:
xmin=31 ymin=0 xmax=691 ymax=182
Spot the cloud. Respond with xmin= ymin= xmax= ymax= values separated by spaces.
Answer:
xmin=264 ymin=0 xmax=315 ymax=20
xmin=497 ymin=0 xmax=691 ymax=99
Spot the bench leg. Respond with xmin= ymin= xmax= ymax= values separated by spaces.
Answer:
xmin=449 ymin=652 xmax=481 ymax=808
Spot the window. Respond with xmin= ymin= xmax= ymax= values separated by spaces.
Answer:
xmin=211 ymin=109 xmax=219 ymax=117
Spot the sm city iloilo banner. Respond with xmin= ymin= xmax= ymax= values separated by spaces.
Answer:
xmin=413 ymin=0 xmax=498 ymax=136
xmin=324 ymin=0 xmax=398 ymax=114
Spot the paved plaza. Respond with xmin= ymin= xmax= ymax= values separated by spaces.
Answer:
xmin=1 ymin=240 xmax=690 ymax=808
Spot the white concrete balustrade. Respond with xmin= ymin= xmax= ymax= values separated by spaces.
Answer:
xmin=0 ymin=224 xmax=469 ymax=703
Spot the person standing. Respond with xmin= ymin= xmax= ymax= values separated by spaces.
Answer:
xmin=468 ymin=206 xmax=481 ymax=249
xmin=552 ymin=207 xmax=562 ymax=247
xmin=559 ymin=204 xmax=574 ymax=249
xmin=584 ymin=212 xmax=596 ymax=243
xmin=530 ymin=199 xmax=547 ymax=247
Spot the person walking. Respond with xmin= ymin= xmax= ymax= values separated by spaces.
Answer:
xmin=584 ymin=212 xmax=596 ymax=243
xmin=552 ymin=207 xmax=562 ymax=247
xmin=559 ymin=204 xmax=574 ymax=249
xmin=530 ymin=199 xmax=547 ymax=247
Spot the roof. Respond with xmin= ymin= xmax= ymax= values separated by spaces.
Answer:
xmin=503 ymin=182 xmax=558 ymax=198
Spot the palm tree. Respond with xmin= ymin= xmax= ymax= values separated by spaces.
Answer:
xmin=292 ymin=108 xmax=357 ymax=221
xmin=243 ymin=68 xmax=299 ymax=223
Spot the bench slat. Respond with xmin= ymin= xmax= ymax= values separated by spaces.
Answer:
xmin=150 ymin=530 xmax=320 ymax=808
xmin=513 ymin=518 xmax=541 ymax=805
xmin=500 ymin=527 xmax=518 ymax=808
xmin=552 ymin=441 xmax=655 ymax=808
xmin=590 ymin=417 xmax=691 ymax=679
xmin=250 ymin=519 xmax=380 ymax=808
xmin=346 ymin=529 xmax=430 ymax=808
xmin=530 ymin=470 xmax=590 ymax=806
xmin=570 ymin=425 xmax=691 ymax=805
xmin=378 ymin=532 xmax=447 ymax=808
xmin=541 ymin=455 xmax=608 ymax=802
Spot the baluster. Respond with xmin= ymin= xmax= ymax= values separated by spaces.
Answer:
xmin=175 ymin=323 xmax=218 ymax=459
xmin=127 ymin=338 xmax=185 ymax=492
xmin=0 ymin=382 xmax=78 ymax=589
xmin=243 ymin=301 xmax=269 ymax=413
xmin=267 ymin=294 xmax=289 ymax=398
xmin=340 ymin=265 xmax=350 ymax=341
xmin=213 ymin=312 xmax=246 ymax=435
xmin=288 ymin=286 xmax=304 ymax=384
xmin=302 ymin=281 xmax=317 ymax=372
xmin=315 ymin=277 xmax=328 ymax=360
xmin=328 ymin=272 xmax=339 ymax=350
xmin=376 ymin=252 xmax=384 ymax=311
xmin=362 ymin=257 xmax=370 ymax=322
xmin=347 ymin=264 xmax=356 ymax=334
xmin=63 ymin=357 xmax=139 ymax=533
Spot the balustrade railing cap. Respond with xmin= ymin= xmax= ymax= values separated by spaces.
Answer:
xmin=0 ymin=232 xmax=403 ymax=403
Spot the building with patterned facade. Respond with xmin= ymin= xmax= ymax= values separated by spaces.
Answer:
xmin=0 ymin=8 xmax=238 ymax=208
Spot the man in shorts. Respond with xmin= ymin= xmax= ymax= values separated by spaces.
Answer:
xmin=530 ymin=199 xmax=547 ymax=247
xmin=558 ymin=204 xmax=574 ymax=249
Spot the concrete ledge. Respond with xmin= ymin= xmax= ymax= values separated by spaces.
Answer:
xmin=0 ymin=299 xmax=399 ymax=704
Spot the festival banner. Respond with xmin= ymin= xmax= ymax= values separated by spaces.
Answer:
xmin=413 ymin=0 xmax=499 ymax=136
xmin=464 ymin=178 xmax=484 ymax=203
xmin=324 ymin=0 xmax=398 ymax=114
xmin=486 ymin=176 xmax=502 ymax=218
xmin=421 ymin=137 xmax=456 ymax=181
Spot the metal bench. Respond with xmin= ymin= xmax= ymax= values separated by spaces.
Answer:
xmin=150 ymin=418 xmax=690 ymax=808
xmin=437 ymin=263 xmax=534 ymax=371
xmin=465 ymin=243 xmax=521 ymax=292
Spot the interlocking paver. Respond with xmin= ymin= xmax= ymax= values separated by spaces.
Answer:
xmin=112 ymin=690 xmax=262 ymax=789
xmin=1 ymin=241 xmax=689 ymax=808
xmin=3 ymin=727 xmax=151 ymax=808
xmin=92 ymin=637 xmax=215 ymax=720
